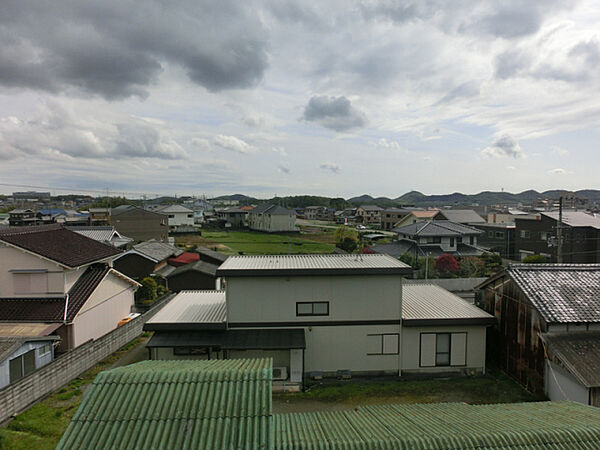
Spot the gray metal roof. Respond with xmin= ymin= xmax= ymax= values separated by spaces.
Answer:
xmin=250 ymin=204 xmax=295 ymax=215
xmin=402 ymin=282 xmax=495 ymax=326
xmin=132 ymin=239 xmax=183 ymax=262
xmin=507 ymin=264 xmax=600 ymax=324
xmin=358 ymin=204 xmax=383 ymax=211
xmin=371 ymin=241 xmax=416 ymax=258
xmin=217 ymin=254 xmax=411 ymax=276
xmin=144 ymin=290 xmax=226 ymax=331
xmin=438 ymin=209 xmax=486 ymax=224
xmin=155 ymin=204 xmax=194 ymax=213
xmin=542 ymin=211 xmax=600 ymax=229
xmin=543 ymin=332 xmax=600 ymax=388
xmin=393 ymin=220 xmax=484 ymax=237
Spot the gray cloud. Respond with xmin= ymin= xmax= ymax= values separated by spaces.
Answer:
xmin=303 ymin=96 xmax=367 ymax=131
xmin=213 ymin=135 xmax=257 ymax=154
xmin=319 ymin=162 xmax=341 ymax=173
xmin=277 ymin=164 xmax=290 ymax=174
xmin=0 ymin=1 xmax=268 ymax=99
xmin=0 ymin=103 xmax=187 ymax=160
xmin=481 ymin=134 xmax=523 ymax=158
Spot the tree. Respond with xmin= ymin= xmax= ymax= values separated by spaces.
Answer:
xmin=135 ymin=277 xmax=158 ymax=306
xmin=458 ymin=256 xmax=485 ymax=277
xmin=523 ymin=254 xmax=547 ymax=264
xmin=481 ymin=252 xmax=503 ymax=275
xmin=435 ymin=254 xmax=459 ymax=277
xmin=334 ymin=226 xmax=359 ymax=253
xmin=400 ymin=252 xmax=419 ymax=269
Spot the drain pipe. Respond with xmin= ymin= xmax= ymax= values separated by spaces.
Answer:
xmin=63 ymin=293 xmax=70 ymax=323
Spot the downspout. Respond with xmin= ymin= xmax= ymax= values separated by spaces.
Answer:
xmin=63 ymin=293 xmax=70 ymax=323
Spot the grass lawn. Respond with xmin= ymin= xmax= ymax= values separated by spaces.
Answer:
xmin=176 ymin=230 xmax=335 ymax=255
xmin=0 ymin=334 xmax=150 ymax=450
xmin=273 ymin=368 xmax=543 ymax=412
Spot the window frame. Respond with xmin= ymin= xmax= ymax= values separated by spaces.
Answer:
xmin=366 ymin=333 xmax=400 ymax=355
xmin=296 ymin=301 xmax=330 ymax=317
xmin=419 ymin=332 xmax=468 ymax=368
xmin=38 ymin=343 xmax=51 ymax=357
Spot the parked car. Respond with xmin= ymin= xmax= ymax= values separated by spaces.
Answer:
xmin=118 ymin=313 xmax=141 ymax=327
xmin=356 ymin=225 xmax=367 ymax=230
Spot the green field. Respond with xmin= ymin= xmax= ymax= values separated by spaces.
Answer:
xmin=0 ymin=335 xmax=149 ymax=450
xmin=176 ymin=230 xmax=336 ymax=255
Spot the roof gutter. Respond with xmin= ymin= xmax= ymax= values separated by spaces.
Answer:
xmin=63 ymin=294 xmax=70 ymax=323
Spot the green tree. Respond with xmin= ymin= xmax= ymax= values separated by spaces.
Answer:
xmin=334 ymin=226 xmax=359 ymax=253
xmin=481 ymin=252 xmax=503 ymax=275
xmin=458 ymin=256 xmax=485 ymax=277
xmin=522 ymin=254 xmax=547 ymax=264
xmin=135 ymin=277 xmax=158 ymax=306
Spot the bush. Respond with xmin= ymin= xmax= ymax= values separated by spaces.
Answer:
xmin=522 ymin=254 xmax=547 ymax=264
xmin=334 ymin=226 xmax=358 ymax=253
xmin=458 ymin=256 xmax=485 ymax=277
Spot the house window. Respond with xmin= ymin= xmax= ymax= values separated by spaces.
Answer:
xmin=495 ymin=231 xmax=504 ymax=238
xmin=540 ymin=231 xmax=548 ymax=241
xmin=520 ymin=230 xmax=530 ymax=239
xmin=427 ymin=237 xmax=442 ymax=244
xmin=9 ymin=349 xmax=36 ymax=383
xmin=420 ymin=332 xmax=467 ymax=367
xmin=12 ymin=272 xmax=48 ymax=295
xmin=168 ymin=214 xmax=174 ymax=218
xmin=296 ymin=302 xmax=329 ymax=316
xmin=488 ymin=231 xmax=494 ymax=238
xmin=469 ymin=236 xmax=475 ymax=245
xmin=174 ymin=347 xmax=209 ymax=356
xmin=367 ymin=334 xmax=400 ymax=355
xmin=187 ymin=214 xmax=193 ymax=218
xmin=38 ymin=343 xmax=51 ymax=357
xmin=449 ymin=238 xmax=455 ymax=247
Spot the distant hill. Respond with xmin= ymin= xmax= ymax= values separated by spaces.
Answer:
xmin=211 ymin=194 xmax=257 ymax=202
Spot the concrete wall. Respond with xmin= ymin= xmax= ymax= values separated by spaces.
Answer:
xmin=0 ymin=293 xmax=174 ymax=423
xmin=0 ymin=340 xmax=54 ymax=389
xmin=248 ymin=213 xmax=296 ymax=232
xmin=401 ymin=325 xmax=486 ymax=375
xmin=72 ymin=274 xmax=135 ymax=347
xmin=226 ymin=274 xmax=402 ymax=323
xmin=545 ymin=361 xmax=589 ymax=404
xmin=167 ymin=212 xmax=194 ymax=227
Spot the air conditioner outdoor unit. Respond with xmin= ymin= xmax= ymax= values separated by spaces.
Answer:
xmin=272 ymin=366 xmax=288 ymax=381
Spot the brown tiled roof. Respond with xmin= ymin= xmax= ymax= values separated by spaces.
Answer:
xmin=0 ymin=264 xmax=111 ymax=322
xmin=0 ymin=224 xmax=121 ymax=268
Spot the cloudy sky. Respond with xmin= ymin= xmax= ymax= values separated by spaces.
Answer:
xmin=0 ymin=0 xmax=599 ymax=198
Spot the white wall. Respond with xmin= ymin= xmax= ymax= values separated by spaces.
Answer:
xmin=71 ymin=274 xmax=135 ymax=347
xmin=226 ymin=274 xmax=402 ymax=323
xmin=0 ymin=245 xmax=66 ymax=297
xmin=401 ymin=325 xmax=486 ymax=375
xmin=167 ymin=212 xmax=194 ymax=227
xmin=0 ymin=340 xmax=54 ymax=389
xmin=545 ymin=361 xmax=589 ymax=405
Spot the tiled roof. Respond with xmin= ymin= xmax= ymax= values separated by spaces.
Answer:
xmin=196 ymin=246 xmax=229 ymax=264
xmin=155 ymin=204 xmax=193 ymax=213
xmin=392 ymin=220 xmax=483 ymax=237
xmin=132 ymin=239 xmax=183 ymax=262
xmin=274 ymin=401 xmax=600 ymax=449
xmin=411 ymin=210 xmax=439 ymax=218
xmin=543 ymin=332 xmax=600 ymax=387
xmin=371 ymin=241 xmax=416 ymax=258
xmin=144 ymin=290 xmax=226 ymax=330
xmin=438 ymin=209 xmax=486 ymax=223
xmin=250 ymin=204 xmax=295 ymax=215
xmin=507 ymin=264 xmax=600 ymax=323
xmin=402 ymin=282 xmax=495 ymax=326
xmin=0 ymin=224 xmax=121 ymax=268
xmin=57 ymin=359 xmax=273 ymax=450
xmin=217 ymin=254 xmax=411 ymax=276
xmin=166 ymin=260 xmax=219 ymax=278
xmin=358 ymin=205 xmax=383 ymax=211
xmin=167 ymin=251 xmax=200 ymax=267
xmin=0 ymin=264 xmax=113 ymax=322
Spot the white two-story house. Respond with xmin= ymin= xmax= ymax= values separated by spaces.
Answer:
xmin=155 ymin=204 xmax=195 ymax=228
xmin=0 ymin=225 xmax=139 ymax=351
xmin=145 ymin=254 xmax=494 ymax=385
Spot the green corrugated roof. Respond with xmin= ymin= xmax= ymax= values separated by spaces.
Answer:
xmin=57 ymin=359 xmax=273 ymax=450
xmin=274 ymin=401 xmax=600 ymax=449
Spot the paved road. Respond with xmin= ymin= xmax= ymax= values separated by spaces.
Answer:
xmin=297 ymin=219 xmax=396 ymax=236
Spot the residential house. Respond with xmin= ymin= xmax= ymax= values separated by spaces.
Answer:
xmin=113 ymin=239 xmax=183 ymax=280
xmin=110 ymin=205 xmax=168 ymax=242
xmin=356 ymin=205 xmax=383 ymax=226
xmin=88 ymin=208 xmax=110 ymax=225
xmin=164 ymin=262 xmax=220 ymax=292
xmin=57 ymin=359 xmax=600 ymax=449
xmin=304 ymin=206 xmax=335 ymax=222
xmin=216 ymin=207 xmax=248 ymax=228
xmin=514 ymin=211 xmax=600 ymax=262
xmin=8 ymin=209 xmax=38 ymax=226
xmin=474 ymin=223 xmax=516 ymax=259
xmin=155 ymin=204 xmax=195 ymax=227
xmin=380 ymin=208 xmax=418 ymax=230
xmin=477 ymin=264 xmax=600 ymax=403
xmin=394 ymin=210 xmax=439 ymax=227
xmin=334 ymin=208 xmax=357 ymax=224
xmin=436 ymin=209 xmax=486 ymax=225
xmin=390 ymin=220 xmax=484 ymax=257
xmin=69 ymin=226 xmax=133 ymax=248
xmin=487 ymin=209 xmax=539 ymax=224
xmin=247 ymin=204 xmax=296 ymax=232
xmin=0 ymin=334 xmax=59 ymax=388
xmin=0 ymin=225 xmax=139 ymax=351
xmin=145 ymin=254 xmax=493 ymax=382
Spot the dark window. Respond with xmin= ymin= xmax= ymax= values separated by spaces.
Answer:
xmin=520 ymin=230 xmax=530 ymax=239
xmin=495 ymin=231 xmax=504 ymax=238
xmin=296 ymin=301 xmax=329 ymax=316
xmin=187 ymin=214 xmax=194 ymax=218
xmin=469 ymin=236 xmax=475 ymax=245
xmin=367 ymin=334 xmax=400 ymax=355
xmin=168 ymin=214 xmax=174 ymax=218
xmin=435 ymin=333 xmax=450 ymax=366
xmin=174 ymin=347 xmax=209 ymax=356
xmin=427 ymin=237 xmax=442 ymax=244
xmin=449 ymin=238 xmax=455 ymax=246
xmin=488 ymin=231 xmax=494 ymax=238
xmin=9 ymin=349 xmax=36 ymax=383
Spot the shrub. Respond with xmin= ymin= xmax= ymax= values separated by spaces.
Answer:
xmin=435 ymin=254 xmax=459 ymax=277
xmin=135 ymin=277 xmax=158 ymax=305
xmin=522 ymin=254 xmax=547 ymax=264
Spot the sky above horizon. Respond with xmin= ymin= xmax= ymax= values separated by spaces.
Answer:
xmin=0 ymin=1 xmax=599 ymax=199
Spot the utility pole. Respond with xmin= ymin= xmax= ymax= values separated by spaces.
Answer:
xmin=557 ymin=196 xmax=563 ymax=263
xmin=425 ymin=252 xmax=429 ymax=280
